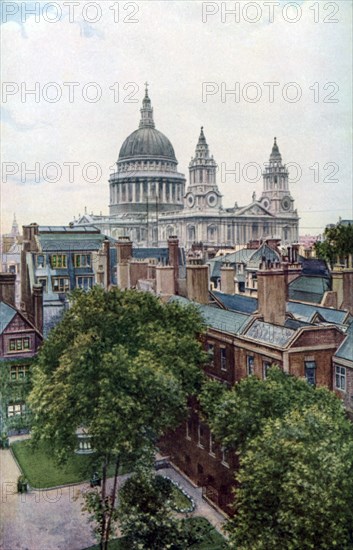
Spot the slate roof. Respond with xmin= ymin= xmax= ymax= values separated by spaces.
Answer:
xmin=287 ymin=301 xmax=349 ymax=325
xmin=298 ymin=257 xmax=330 ymax=278
xmin=169 ymin=295 xmax=250 ymax=335
xmin=38 ymin=233 xmax=113 ymax=252
xmin=244 ymin=319 xmax=295 ymax=347
xmin=334 ymin=323 xmax=353 ymax=363
xmin=212 ymin=291 xmax=258 ymax=314
xmin=0 ymin=302 xmax=17 ymax=335
xmin=207 ymin=244 xmax=280 ymax=280
xmin=38 ymin=226 xmax=101 ymax=233
xmin=288 ymin=276 xmax=330 ymax=304
xmin=132 ymin=247 xmax=185 ymax=266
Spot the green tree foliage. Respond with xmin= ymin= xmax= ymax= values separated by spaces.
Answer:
xmin=118 ymin=468 xmax=213 ymax=549
xmin=228 ymin=406 xmax=353 ymax=550
xmin=200 ymin=368 xmax=353 ymax=549
xmin=315 ymin=222 xmax=353 ymax=267
xmin=29 ymin=287 xmax=206 ymax=549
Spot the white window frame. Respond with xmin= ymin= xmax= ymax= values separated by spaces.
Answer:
xmin=221 ymin=447 xmax=230 ymax=468
xmin=197 ymin=422 xmax=205 ymax=449
xmin=76 ymin=276 xmax=94 ymax=290
xmin=52 ymin=277 xmax=70 ymax=292
xmin=207 ymin=342 xmax=215 ymax=367
xmin=209 ymin=432 xmax=216 ymax=457
xmin=263 ymin=361 xmax=272 ymax=380
xmin=220 ymin=347 xmax=227 ymax=371
xmin=247 ymin=355 xmax=254 ymax=376
xmin=335 ymin=365 xmax=346 ymax=392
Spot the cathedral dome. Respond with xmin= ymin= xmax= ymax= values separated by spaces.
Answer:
xmin=118 ymin=127 xmax=177 ymax=162
xmin=118 ymin=86 xmax=177 ymax=163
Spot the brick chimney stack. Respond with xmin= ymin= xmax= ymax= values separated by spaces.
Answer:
xmin=220 ymin=263 xmax=235 ymax=294
xmin=257 ymin=262 xmax=287 ymax=325
xmin=168 ymin=236 xmax=179 ymax=294
xmin=186 ymin=260 xmax=209 ymax=304
xmin=0 ymin=272 xmax=16 ymax=307
xmin=32 ymin=283 xmax=43 ymax=334
xmin=116 ymin=236 xmax=133 ymax=263
xmin=342 ymin=269 xmax=353 ymax=315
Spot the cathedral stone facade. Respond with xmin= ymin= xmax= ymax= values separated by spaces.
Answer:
xmin=75 ymin=87 xmax=299 ymax=248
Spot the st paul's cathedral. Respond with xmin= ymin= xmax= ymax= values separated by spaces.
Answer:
xmin=74 ymin=86 xmax=299 ymax=248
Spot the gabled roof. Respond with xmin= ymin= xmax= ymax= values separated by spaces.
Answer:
xmin=0 ymin=302 xmax=17 ymax=334
xmin=207 ymin=244 xmax=280 ymax=280
xmin=288 ymin=276 xmax=330 ymax=304
xmin=287 ymin=301 xmax=349 ymax=325
xmin=0 ymin=301 xmax=43 ymax=338
xmin=235 ymin=202 xmax=274 ymax=217
xmin=334 ymin=323 xmax=353 ymax=364
xmin=243 ymin=318 xmax=295 ymax=347
xmin=169 ymin=295 xmax=250 ymax=335
xmin=212 ymin=291 xmax=258 ymax=314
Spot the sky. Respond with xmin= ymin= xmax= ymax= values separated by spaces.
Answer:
xmin=1 ymin=0 xmax=352 ymax=237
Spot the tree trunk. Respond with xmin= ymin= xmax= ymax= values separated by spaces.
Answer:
xmin=100 ymin=459 xmax=108 ymax=550
xmin=103 ymin=456 xmax=120 ymax=550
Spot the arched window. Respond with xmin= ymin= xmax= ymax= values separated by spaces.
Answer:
xmin=207 ymin=225 xmax=218 ymax=242
xmin=188 ymin=225 xmax=196 ymax=242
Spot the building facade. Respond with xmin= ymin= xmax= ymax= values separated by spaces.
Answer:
xmin=74 ymin=87 xmax=299 ymax=248
xmin=0 ymin=273 xmax=43 ymax=436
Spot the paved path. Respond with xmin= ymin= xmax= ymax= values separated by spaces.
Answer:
xmin=0 ymin=447 xmax=226 ymax=550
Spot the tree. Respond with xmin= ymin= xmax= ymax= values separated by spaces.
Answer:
xmin=29 ymin=287 xmax=206 ymax=549
xmin=118 ymin=468 xmax=189 ymax=549
xmin=200 ymin=368 xmax=353 ymax=549
xmin=315 ymin=222 xmax=353 ymax=268
xmin=227 ymin=406 xmax=353 ymax=550
xmin=200 ymin=366 xmax=328 ymax=453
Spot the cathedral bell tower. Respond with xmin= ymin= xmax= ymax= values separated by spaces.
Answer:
xmin=184 ymin=127 xmax=222 ymax=210
xmin=260 ymin=138 xmax=294 ymax=215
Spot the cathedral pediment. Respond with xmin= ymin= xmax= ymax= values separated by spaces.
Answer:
xmin=236 ymin=202 xmax=274 ymax=217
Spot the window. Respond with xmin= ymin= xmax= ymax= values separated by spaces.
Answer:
xmin=206 ymin=343 xmax=215 ymax=367
xmin=335 ymin=365 xmax=346 ymax=391
xmin=76 ymin=276 xmax=94 ymax=290
xmin=8 ymin=338 xmax=30 ymax=352
xmin=37 ymin=277 xmax=47 ymax=292
xmin=36 ymin=254 xmax=45 ymax=268
xmin=52 ymin=277 xmax=70 ymax=292
xmin=198 ymin=422 xmax=205 ymax=449
xmin=247 ymin=355 xmax=254 ymax=376
xmin=10 ymin=365 xmax=28 ymax=381
xmin=186 ymin=417 xmax=192 ymax=440
xmin=263 ymin=361 xmax=272 ymax=379
xmin=220 ymin=347 xmax=227 ymax=371
xmin=209 ymin=433 xmax=216 ymax=457
xmin=74 ymin=254 xmax=91 ymax=268
xmin=221 ymin=447 xmax=230 ymax=468
xmin=51 ymin=254 xmax=67 ymax=268
xmin=305 ymin=360 xmax=316 ymax=386
xmin=7 ymin=402 xmax=26 ymax=417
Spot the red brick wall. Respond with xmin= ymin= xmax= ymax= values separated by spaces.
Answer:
xmin=159 ymin=409 xmax=237 ymax=514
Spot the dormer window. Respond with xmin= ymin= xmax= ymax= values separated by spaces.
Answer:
xmin=37 ymin=254 xmax=45 ymax=268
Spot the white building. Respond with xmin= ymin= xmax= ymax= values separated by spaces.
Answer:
xmin=74 ymin=87 xmax=299 ymax=248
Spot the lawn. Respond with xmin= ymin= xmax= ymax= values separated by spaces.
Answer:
xmin=85 ymin=517 xmax=228 ymax=549
xmin=11 ymin=440 xmax=130 ymax=489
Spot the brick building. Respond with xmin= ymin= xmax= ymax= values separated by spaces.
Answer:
xmin=0 ymin=273 xmax=43 ymax=435
xmin=159 ymin=262 xmax=350 ymax=513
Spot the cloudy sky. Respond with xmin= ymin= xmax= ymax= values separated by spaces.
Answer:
xmin=1 ymin=0 xmax=352 ymax=236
